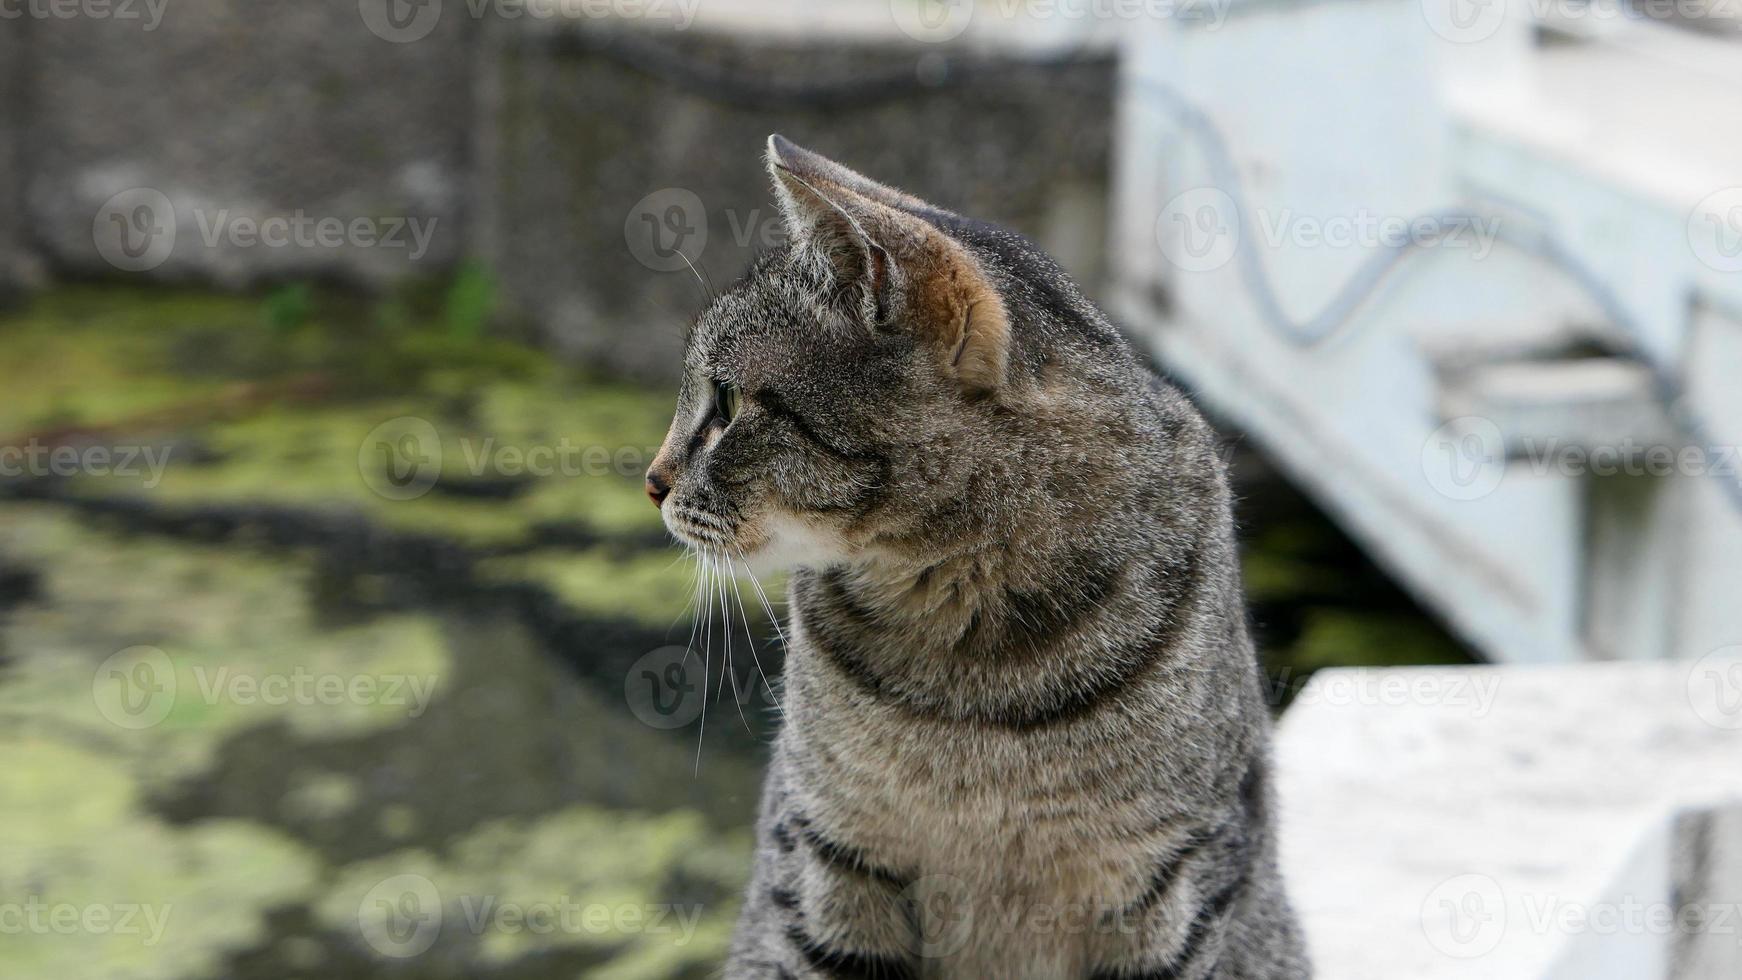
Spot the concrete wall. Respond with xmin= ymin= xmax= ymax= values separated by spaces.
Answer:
xmin=1 ymin=9 xmax=1114 ymax=380
xmin=0 ymin=17 xmax=28 ymax=296
xmin=22 ymin=0 xmax=474 ymax=288
xmin=485 ymin=23 xmax=1113 ymax=379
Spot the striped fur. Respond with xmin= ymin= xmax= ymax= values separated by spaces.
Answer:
xmin=649 ymin=137 xmax=1309 ymax=979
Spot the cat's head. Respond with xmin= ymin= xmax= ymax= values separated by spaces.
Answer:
xmin=647 ymin=135 xmax=1138 ymax=569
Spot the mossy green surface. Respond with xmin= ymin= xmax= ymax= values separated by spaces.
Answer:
xmin=0 ymin=288 xmax=240 ymax=436
xmin=91 ymin=393 xmax=666 ymax=546
xmin=0 ymin=501 xmax=753 ymax=979
xmin=0 ymin=505 xmax=454 ymax=788
xmin=0 ymin=286 xmax=763 ymax=979
xmin=480 ymin=549 xmax=783 ymax=628
xmin=1286 ymin=609 xmax=1470 ymax=671
xmin=319 ymin=807 xmax=745 ymax=977
xmin=1 ymin=285 xmax=672 ymax=548
xmin=0 ymin=507 xmax=349 ymax=980
xmin=0 ymin=739 xmax=323 ymax=980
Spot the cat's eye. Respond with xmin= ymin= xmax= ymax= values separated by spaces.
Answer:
xmin=714 ymin=380 xmax=742 ymax=425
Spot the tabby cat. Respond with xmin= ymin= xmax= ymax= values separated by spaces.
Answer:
xmin=646 ymin=136 xmax=1309 ymax=979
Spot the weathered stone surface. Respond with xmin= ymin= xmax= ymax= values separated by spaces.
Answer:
xmin=6 ymin=10 xmax=1110 ymax=373
xmin=0 ymin=18 xmax=28 ymax=294
xmin=1277 ymin=659 xmax=1742 ymax=980
xmin=486 ymin=22 xmax=1114 ymax=380
xmin=25 ymin=0 xmax=473 ymax=287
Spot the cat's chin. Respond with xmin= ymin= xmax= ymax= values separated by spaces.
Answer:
xmin=739 ymin=512 xmax=847 ymax=575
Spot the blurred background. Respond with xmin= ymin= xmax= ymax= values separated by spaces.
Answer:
xmin=0 ymin=0 xmax=1738 ymax=977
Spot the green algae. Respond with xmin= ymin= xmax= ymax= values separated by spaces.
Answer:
xmin=478 ymin=548 xmax=783 ymax=629
xmin=0 ymin=501 xmax=759 ymax=979
xmin=1286 ymin=608 xmax=1471 ymax=672
xmin=0 ymin=739 xmax=322 ymax=980
xmin=315 ymin=807 xmax=746 ymax=976
xmin=0 ymin=285 xmax=747 ymax=630
xmin=0 ymin=287 xmax=239 ymax=436
xmin=0 ymin=504 xmax=454 ymax=789
xmin=1 ymin=284 xmax=673 ymax=549
xmin=0 ymin=285 xmax=766 ymax=979
xmin=50 ymin=384 xmax=671 ymax=548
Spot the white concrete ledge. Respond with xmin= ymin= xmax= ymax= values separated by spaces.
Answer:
xmin=1277 ymin=657 xmax=1742 ymax=980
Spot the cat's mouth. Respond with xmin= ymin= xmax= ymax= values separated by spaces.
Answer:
xmin=665 ymin=501 xmax=840 ymax=572
xmin=663 ymin=503 xmax=742 ymax=554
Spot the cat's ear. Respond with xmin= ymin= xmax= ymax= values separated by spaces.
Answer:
xmin=765 ymin=135 xmax=1010 ymax=394
xmin=766 ymin=151 xmax=898 ymax=326
xmin=768 ymin=134 xmax=933 ymax=213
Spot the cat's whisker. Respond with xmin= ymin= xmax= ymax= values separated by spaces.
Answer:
xmin=708 ymin=551 xmax=734 ymax=725
xmin=666 ymin=546 xmax=702 ymax=641
xmin=659 ymin=546 xmax=695 ymax=573
xmin=674 ymin=248 xmax=711 ymax=303
xmin=694 ymin=551 xmax=716 ymax=777
xmin=729 ymin=552 xmax=787 ymax=724
xmin=685 ymin=549 xmax=704 ymax=642
xmin=734 ymin=543 xmax=792 ymax=653
xmin=712 ymin=553 xmax=727 ymax=708
xmin=719 ymin=555 xmax=753 ymax=734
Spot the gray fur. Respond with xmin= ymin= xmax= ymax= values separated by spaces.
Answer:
xmin=647 ymin=136 xmax=1309 ymax=979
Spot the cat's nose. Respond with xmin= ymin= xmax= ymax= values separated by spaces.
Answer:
xmin=645 ymin=470 xmax=671 ymax=508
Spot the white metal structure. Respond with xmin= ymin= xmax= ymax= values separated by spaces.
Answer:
xmin=1112 ymin=0 xmax=1742 ymax=665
